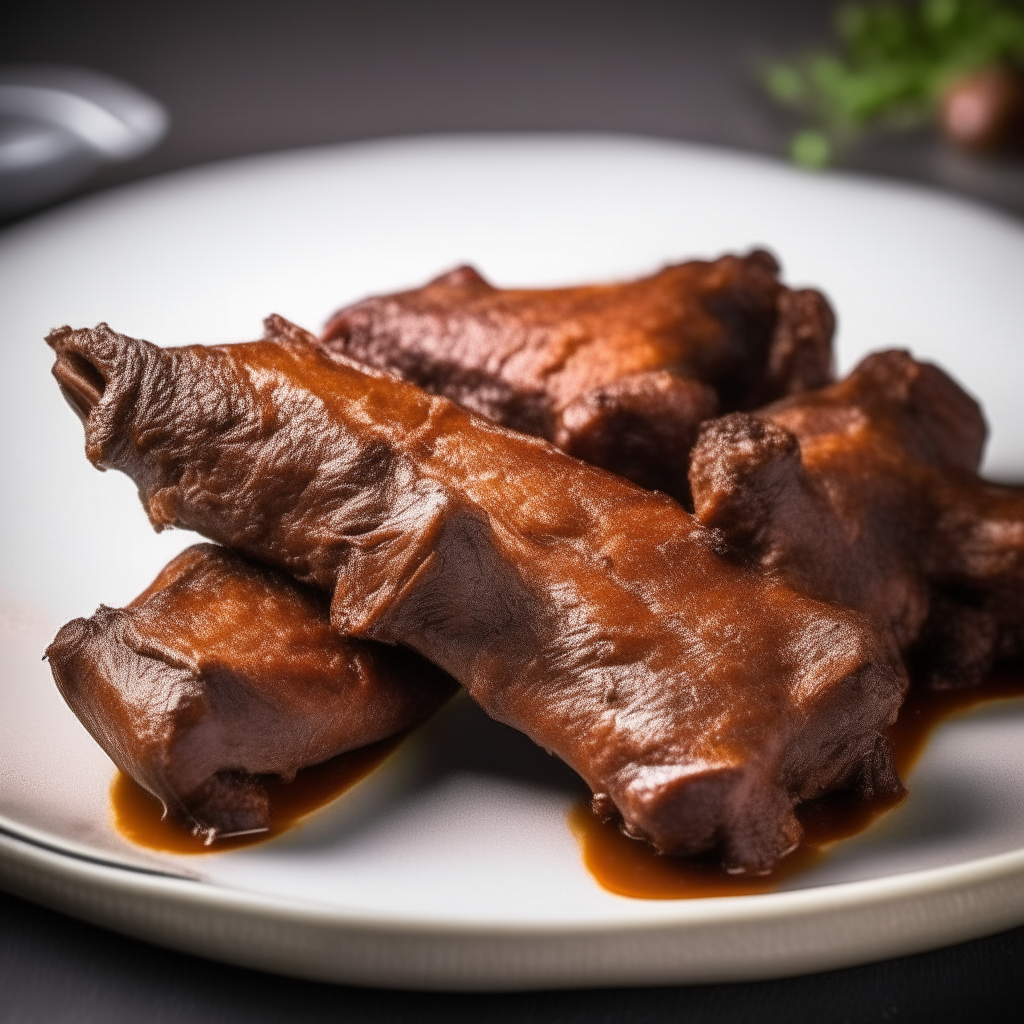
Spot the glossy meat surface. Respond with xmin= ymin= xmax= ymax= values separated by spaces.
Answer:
xmin=320 ymin=253 xmax=834 ymax=502
xmin=46 ymin=543 xmax=456 ymax=841
xmin=48 ymin=317 xmax=904 ymax=872
xmin=690 ymin=350 xmax=1024 ymax=688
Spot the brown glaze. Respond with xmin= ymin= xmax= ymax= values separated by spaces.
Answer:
xmin=47 ymin=317 xmax=905 ymax=873
xmin=47 ymin=544 xmax=455 ymax=842
xmin=110 ymin=734 xmax=402 ymax=854
xmin=690 ymin=350 xmax=1024 ymax=689
xmin=319 ymin=253 xmax=834 ymax=503
xmin=573 ymin=666 xmax=1024 ymax=899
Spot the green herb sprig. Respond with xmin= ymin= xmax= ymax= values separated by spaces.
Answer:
xmin=764 ymin=0 xmax=1024 ymax=166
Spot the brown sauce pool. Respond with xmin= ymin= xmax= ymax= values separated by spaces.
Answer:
xmin=110 ymin=735 xmax=402 ymax=854
xmin=569 ymin=668 xmax=1024 ymax=899
xmin=112 ymin=669 xmax=1024 ymax=885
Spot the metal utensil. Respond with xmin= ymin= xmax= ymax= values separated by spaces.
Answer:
xmin=0 ymin=65 xmax=168 ymax=217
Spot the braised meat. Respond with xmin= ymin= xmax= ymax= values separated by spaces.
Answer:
xmin=689 ymin=350 xmax=1024 ymax=688
xmin=319 ymin=252 xmax=834 ymax=503
xmin=47 ymin=317 xmax=906 ymax=873
xmin=46 ymin=543 xmax=456 ymax=841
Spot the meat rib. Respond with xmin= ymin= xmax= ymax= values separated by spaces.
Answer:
xmin=690 ymin=349 xmax=1024 ymax=688
xmin=48 ymin=316 xmax=905 ymax=872
xmin=47 ymin=543 xmax=455 ymax=840
xmin=320 ymin=252 xmax=834 ymax=504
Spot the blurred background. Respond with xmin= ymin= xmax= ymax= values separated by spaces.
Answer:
xmin=3 ymin=0 xmax=1023 ymax=223
xmin=3 ymin=2 xmax=1024 ymax=1022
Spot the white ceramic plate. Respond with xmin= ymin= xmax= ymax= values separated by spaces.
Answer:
xmin=2 ymin=135 xmax=1024 ymax=991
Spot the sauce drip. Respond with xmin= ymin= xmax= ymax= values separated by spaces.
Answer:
xmin=111 ymin=735 xmax=401 ymax=854
xmin=570 ymin=668 xmax=1024 ymax=899
xmin=113 ymin=670 xmax=1024 ymax=872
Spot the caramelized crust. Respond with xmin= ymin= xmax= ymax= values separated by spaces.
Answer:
xmin=48 ymin=318 xmax=904 ymax=872
xmin=690 ymin=350 xmax=1023 ymax=688
xmin=320 ymin=253 xmax=834 ymax=502
xmin=46 ymin=543 xmax=455 ymax=841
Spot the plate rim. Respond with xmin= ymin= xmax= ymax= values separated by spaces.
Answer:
xmin=5 ymin=826 xmax=1024 ymax=989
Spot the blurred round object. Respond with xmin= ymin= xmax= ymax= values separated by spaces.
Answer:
xmin=939 ymin=65 xmax=1024 ymax=157
xmin=0 ymin=66 xmax=168 ymax=218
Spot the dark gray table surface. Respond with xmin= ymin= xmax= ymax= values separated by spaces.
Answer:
xmin=3 ymin=2 xmax=1024 ymax=1020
